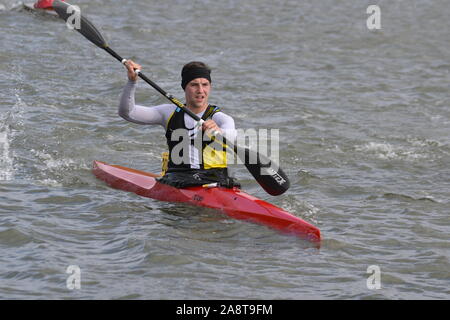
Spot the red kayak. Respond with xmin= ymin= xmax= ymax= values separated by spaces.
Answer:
xmin=92 ymin=160 xmax=321 ymax=242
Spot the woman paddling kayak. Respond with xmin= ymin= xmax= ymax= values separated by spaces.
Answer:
xmin=119 ymin=60 xmax=240 ymax=189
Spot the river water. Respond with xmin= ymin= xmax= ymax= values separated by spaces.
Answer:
xmin=0 ymin=0 xmax=449 ymax=299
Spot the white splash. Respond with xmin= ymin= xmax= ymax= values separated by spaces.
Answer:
xmin=0 ymin=124 xmax=14 ymax=181
xmin=355 ymin=142 xmax=427 ymax=161
xmin=30 ymin=148 xmax=90 ymax=186
xmin=280 ymin=198 xmax=321 ymax=225
xmin=32 ymin=149 xmax=76 ymax=170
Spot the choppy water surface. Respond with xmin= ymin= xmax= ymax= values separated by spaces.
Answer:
xmin=1 ymin=0 xmax=449 ymax=299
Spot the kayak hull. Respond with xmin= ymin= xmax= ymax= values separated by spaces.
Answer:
xmin=92 ymin=160 xmax=321 ymax=242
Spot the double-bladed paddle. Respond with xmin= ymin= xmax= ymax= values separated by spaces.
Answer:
xmin=51 ymin=0 xmax=290 ymax=196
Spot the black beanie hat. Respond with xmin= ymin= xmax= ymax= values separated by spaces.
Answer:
xmin=181 ymin=62 xmax=212 ymax=90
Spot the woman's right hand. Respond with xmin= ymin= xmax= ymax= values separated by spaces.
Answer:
xmin=124 ymin=60 xmax=142 ymax=82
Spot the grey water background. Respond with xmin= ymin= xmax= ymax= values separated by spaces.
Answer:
xmin=0 ymin=0 xmax=449 ymax=299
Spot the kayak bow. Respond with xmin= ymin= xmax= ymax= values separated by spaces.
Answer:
xmin=92 ymin=161 xmax=321 ymax=242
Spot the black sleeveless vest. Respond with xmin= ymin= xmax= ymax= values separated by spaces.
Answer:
xmin=165 ymin=105 xmax=227 ymax=170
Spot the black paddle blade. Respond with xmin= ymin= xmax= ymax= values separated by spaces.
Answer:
xmin=240 ymin=148 xmax=290 ymax=196
xmin=53 ymin=0 xmax=107 ymax=48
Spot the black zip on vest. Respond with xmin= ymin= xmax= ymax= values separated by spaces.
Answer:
xmin=165 ymin=105 xmax=223 ymax=170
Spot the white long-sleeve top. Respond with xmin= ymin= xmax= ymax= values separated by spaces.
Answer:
xmin=118 ymin=80 xmax=236 ymax=136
